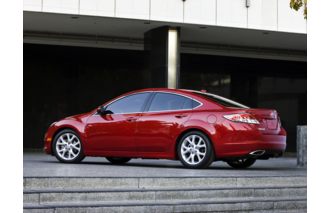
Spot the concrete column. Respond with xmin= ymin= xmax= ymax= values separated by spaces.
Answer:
xmin=144 ymin=26 xmax=180 ymax=88
xmin=297 ymin=125 xmax=307 ymax=167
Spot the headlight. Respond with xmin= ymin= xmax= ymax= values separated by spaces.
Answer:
xmin=50 ymin=121 xmax=57 ymax=127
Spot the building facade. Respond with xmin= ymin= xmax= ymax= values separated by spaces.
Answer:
xmin=23 ymin=0 xmax=307 ymax=151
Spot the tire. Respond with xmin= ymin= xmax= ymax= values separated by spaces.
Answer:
xmin=106 ymin=157 xmax=131 ymax=164
xmin=52 ymin=129 xmax=85 ymax=163
xmin=226 ymin=158 xmax=256 ymax=169
xmin=177 ymin=131 xmax=214 ymax=169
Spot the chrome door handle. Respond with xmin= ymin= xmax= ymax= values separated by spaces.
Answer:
xmin=175 ymin=114 xmax=188 ymax=118
xmin=126 ymin=117 xmax=137 ymax=122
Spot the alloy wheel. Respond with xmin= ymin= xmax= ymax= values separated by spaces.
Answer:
xmin=55 ymin=133 xmax=81 ymax=161
xmin=180 ymin=134 xmax=207 ymax=165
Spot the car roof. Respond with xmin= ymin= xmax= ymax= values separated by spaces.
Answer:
xmin=101 ymin=88 xmax=248 ymax=111
xmin=124 ymin=88 xmax=201 ymax=97
xmin=127 ymin=88 xmax=195 ymax=94
xmin=127 ymin=88 xmax=248 ymax=109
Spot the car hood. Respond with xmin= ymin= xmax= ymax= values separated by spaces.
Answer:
xmin=63 ymin=112 xmax=92 ymax=123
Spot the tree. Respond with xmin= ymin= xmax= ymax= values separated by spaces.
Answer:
xmin=290 ymin=0 xmax=307 ymax=19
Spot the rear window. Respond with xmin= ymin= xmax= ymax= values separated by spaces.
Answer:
xmin=192 ymin=92 xmax=249 ymax=109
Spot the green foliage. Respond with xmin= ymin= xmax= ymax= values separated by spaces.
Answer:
xmin=290 ymin=0 xmax=307 ymax=19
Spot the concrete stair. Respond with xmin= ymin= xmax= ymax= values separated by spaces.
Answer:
xmin=23 ymin=176 xmax=307 ymax=213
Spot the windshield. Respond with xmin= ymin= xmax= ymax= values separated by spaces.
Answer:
xmin=191 ymin=91 xmax=249 ymax=109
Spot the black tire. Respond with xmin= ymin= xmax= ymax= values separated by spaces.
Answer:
xmin=226 ymin=158 xmax=256 ymax=169
xmin=52 ymin=129 xmax=85 ymax=163
xmin=106 ymin=157 xmax=131 ymax=164
xmin=177 ymin=131 xmax=214 ymax=169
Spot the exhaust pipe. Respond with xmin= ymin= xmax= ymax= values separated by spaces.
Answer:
xmin=249 ymin=150 xmax=266 ymax=156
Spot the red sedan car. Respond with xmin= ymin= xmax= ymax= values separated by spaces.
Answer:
xmin=44 ymin=88 xmax=286 ymax=169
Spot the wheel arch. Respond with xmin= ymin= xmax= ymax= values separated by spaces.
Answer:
xmin=174 ymin=127 xmax=215 ymax=160
xmin=50 ymin=126 xmax=82 ymax=155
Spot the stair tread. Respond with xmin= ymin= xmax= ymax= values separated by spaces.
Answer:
xmin=24 ymin=196 xmax=307 ymax=209
xmin=24 ymin=185 xmax=307 ymax=194
xmin=23 ymin=175 xmax=307 ymax=178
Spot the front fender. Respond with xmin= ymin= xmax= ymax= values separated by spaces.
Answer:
xmin=44 ymin=119 xmax=87 ymax=155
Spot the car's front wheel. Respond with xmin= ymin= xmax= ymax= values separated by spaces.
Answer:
xmin=106 ymin=157 xmax=131 ymax=164
xmin=177 ymin=131 xmax=214 ymax=169
xmin=226 ymin=158 xmax=256 ymax=169
xmin=52 ymin=129 xmax=85 ymax=163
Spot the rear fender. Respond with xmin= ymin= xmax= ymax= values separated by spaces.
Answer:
xmin=172 ymin=119 xmax=219 ymax=158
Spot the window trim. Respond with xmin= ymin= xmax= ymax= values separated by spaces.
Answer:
xmin=94 ymin=91 xmax=203 ymax=116
xmin=144 ymin=91 xmax=203 ymax=113
xmin=97 ymin=92 xmax=153 ymax=115
xmin=186 ymin=89 xmax=249 ymax=109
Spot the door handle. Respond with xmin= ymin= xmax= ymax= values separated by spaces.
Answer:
xmin=126 ymin=117 xmax=137 ymax=122
xmin=175 ymin=114 xmax=188 ymax=118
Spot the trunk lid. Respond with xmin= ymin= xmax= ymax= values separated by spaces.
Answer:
xmin=246 ymin=108 xmax=281 ymax=133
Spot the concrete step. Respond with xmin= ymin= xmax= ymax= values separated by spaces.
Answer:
xmin=24 ymin=186 xmax=307 ymax=205
xmin=23 ymin=196 xmax=307 ymax=213
xmin=24 ymin=176 xmax=306 ymax=212
xmin=24 ymin=176 xmax=307 ymax=190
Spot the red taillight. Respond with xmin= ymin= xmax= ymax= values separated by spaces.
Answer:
xmin=223 ymin=113 xmax=260 ymax=124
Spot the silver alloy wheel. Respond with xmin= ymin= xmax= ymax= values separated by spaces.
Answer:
xmin=180 ymin=134 xmax=207 ymax=165
xmin=55 ymin=133 xmax=81 ymax=161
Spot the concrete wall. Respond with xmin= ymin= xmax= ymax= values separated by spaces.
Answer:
xmin=23 ymin=0 xmax=307 ymax=34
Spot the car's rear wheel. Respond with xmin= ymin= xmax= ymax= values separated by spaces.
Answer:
xmin=106 ymin=157 xmax=131 ymax=164
xmin=226 ymin=158 xmax=256 ymax=169
xmin=53 ymin=129 xmax=85 ymax=163
xmin=177 ymin=131 xmax=214 ymax=169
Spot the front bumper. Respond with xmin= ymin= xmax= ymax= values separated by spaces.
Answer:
xmin=43 ymin=124 xmax=57 ymax=155
xmin=43 ymin=134 xmax=52 ymax=154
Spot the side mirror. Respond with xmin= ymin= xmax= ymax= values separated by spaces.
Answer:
xmin=97 ymin=106 xmax=106 ymax=115
xmin=97 ymin=106 xmax=113 ymax=115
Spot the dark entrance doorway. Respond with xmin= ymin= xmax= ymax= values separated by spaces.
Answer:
xmin=181 ymin=54 xmax=307 ymax=152
xmin=24 ymin=44 xmax=148 ymax=149
xmin=24 ymin=44 xmax=306 ymax=152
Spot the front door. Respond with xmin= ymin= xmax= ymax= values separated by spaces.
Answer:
xmin=85 ymin=92 xmax=151 ymax=157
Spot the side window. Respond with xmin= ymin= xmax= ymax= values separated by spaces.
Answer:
xmin=192 ymin=100 xmax=201 ymax=108
xmin=148 ymin=93 xmax=194 ymax=112
xmin=106 ymin=93 xmax=150 ymax=114
xmin=182 ymin=98 xmax=193 ymax=109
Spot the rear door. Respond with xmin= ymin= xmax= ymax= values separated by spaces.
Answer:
xmin=135 ymin=92 xmax=198 ymax=157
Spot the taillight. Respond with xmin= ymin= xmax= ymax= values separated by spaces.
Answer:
xmin=278 ymin=117 xmax=282 ymax=127
xmin=223 ymin=113 xmax=260 ymax=124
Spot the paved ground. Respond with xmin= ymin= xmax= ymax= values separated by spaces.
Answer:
xmin=24 ymin=152 xmax=306 ymax=178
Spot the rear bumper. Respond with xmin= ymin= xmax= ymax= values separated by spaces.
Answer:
xmin=216 ymin=134 xmax=286 ymax=159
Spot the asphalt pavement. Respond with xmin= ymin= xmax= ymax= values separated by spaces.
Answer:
xmin=23 ymin=152 xmax=306 ymax=178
